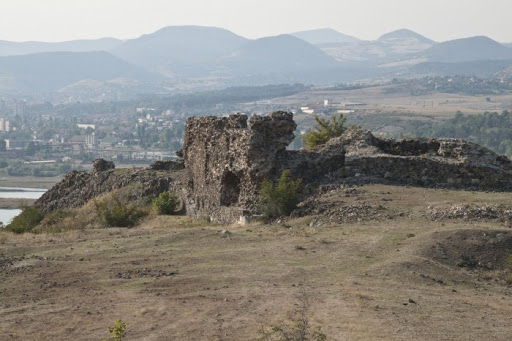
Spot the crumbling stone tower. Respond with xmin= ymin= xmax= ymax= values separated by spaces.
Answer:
xmin=182 ymin=111 xmax=296 ymax=223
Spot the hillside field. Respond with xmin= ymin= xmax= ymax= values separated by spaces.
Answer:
xmin=1 ymin=184 xmax=512 ymax=340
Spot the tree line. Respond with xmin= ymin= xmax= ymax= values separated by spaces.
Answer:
xmin=410 ymin=110 xmax=512 ymax=156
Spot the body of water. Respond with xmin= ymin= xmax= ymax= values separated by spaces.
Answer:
xmin=0 ymin=209 xmax=22 ymax=225
xmin=0 ymin=187 xmax=46 ymax=225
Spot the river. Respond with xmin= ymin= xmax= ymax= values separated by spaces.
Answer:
xmin=0 ymin=187 xmax=46 ymax=225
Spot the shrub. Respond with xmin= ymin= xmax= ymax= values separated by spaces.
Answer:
xmin=260 ymin=170 xmax=302 ymax=219
xmin=152 ymin=192 xmax=179 ymax=215
xmin=33 ymin=210 xmax=75 ymax=233
xmin=102 ymin=319 xmax=127 ymax=341
xmin=258 ymin=287 xmax=326 ymax=341
xmin=6 ymin=206 xmax=45 ymax=234
xmin=94 ymin=196 xmax=147 ymax=227
xmin=304 ymin=114 xmax=347 ymax=148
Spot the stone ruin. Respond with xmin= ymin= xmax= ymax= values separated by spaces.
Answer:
xmin=181 ymin=112 xmax=295 ymax=223
xmin=35 ymin=111 xmax=512 ymax=224
xmin=180 ymin=112 xmax=512 ymax=223
xmin=338 ymin=129 xmax=512 ymax=191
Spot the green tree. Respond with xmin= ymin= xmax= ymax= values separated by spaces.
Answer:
xmin=304 ymin=114 xmax=347 ymax=148
xmin=152 ymin=192 xmax=179 ymax=215
xmin=6 ymin=206 xmax=45 ymax=234
xmin=24 ymin=141 xmax=37 ymax=156
xmin=260 ymin=170 xmax=302 ymax=219
xmin=94 ymin=196 xmax=147 ymax=227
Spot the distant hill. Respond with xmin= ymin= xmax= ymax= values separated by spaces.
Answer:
xmin=0 ymin=51 xmax=160 ymax=91
xmin=3 ymin=26 xmax=512 ymax=97
xmin=320 ymin=28 xmax=435 ymax=64
xmin=496 ymin=64 xmax=512 ymax=77
xmin=412 ymin=59 xmax=512 ymax=77
xmin=378 ymin=29 xmax=434 ymax=44
xmin=291 ymin=28 xmax=360 ymax=45
xmin=0 ymin=38 xmax=123 ymax=57
xmin=221 ymin=34 xmax=338 ymax=76
xmin=112 ymin=25 xmax=248 ymax=74
xmin=424 ymin=36 xmax=512 ymax=63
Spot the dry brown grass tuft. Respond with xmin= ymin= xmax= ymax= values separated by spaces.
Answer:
xmin=0 ymin=231 xmax=8 ymax=244
xmin=141 ymin=214 xmax=218 ymax=230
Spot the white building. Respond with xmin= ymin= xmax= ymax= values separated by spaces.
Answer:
xmin=0 ymin=118 xmax=10 ymax=132
xmin=85 ymin=133 xmax=98 ymax=149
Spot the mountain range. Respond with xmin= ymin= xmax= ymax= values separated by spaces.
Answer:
xmin=1 ymin=26 xmax=512 ymax=99
xmin=0 ymin=38 xmax=123 ymax=57
xmin=0 ymin=51 xmax=161 ymax=97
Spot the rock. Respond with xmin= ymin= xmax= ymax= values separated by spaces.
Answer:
xmin=148 ymin=160 xmax=184 ymax=171
xmin=34 ymin=168 xmax=176 ymax=212
xmin=220 ymin=230 xmax=232 ymax=238
xmin=92 ymin=158 xmax=115 ymax=174
xmin=428 ymin=204 xmax=512 ymax=224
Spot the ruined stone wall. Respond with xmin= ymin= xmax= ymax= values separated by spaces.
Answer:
xmin=275 ymin=138 xmax=346 ymax=182
xmin=181 ymin=112 xmax=297 ymax=223
xmin=34 ymin=113 xmax=512 ymax=224
xmin=340 ymin=130 xmax=512 ymax=191
xmin=345 ymin=156 xmax=512 ymax=191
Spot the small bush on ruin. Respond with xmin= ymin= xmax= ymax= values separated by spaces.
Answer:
xmin=152 ymin=192 xmax=179 ymax=215
xmin=94 ymin=196 xmax=147 ymax=228
xmin=5 ymin=205 xmax=45 ymax=234
xmin=260 ymin=170 xmax=302 ymax=219
xmin=303 ymin=113 xmax=347 ymax=148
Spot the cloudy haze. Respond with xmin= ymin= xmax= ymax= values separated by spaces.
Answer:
xmin=1 ymin=0 xmax=511 ymax=43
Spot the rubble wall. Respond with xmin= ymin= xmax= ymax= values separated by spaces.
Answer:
xmin=345 ymin=156 xmax=512 ymax=191
xmin=340 ymin=130 xmax=512 ymax=191
xmin=34 ymin=113 xmax=512 ymax=225
xmin=181 ymin=112 xmax=297 ymax=223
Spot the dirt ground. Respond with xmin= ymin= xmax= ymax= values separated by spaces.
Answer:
xmin=1 ymin=184 xmax=512 ymax=340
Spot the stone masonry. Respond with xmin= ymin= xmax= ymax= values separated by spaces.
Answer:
xmin=339 ymin=129 xmax=512 ymax=190
xmin=181 ymin=112 xmax=296 ymax=223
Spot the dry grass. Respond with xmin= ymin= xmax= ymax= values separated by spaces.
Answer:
xmin=140 ymin=214 xmax=218 ymax=230
xmin=1 ymin=184 xmax=512 ymax=340
xmin=281 ymin=85 xmax=512 ymax=118
xmin=0 ymin=231 xmax=8 ymax=244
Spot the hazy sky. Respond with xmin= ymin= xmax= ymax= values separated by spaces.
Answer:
xmin=1 ymin=0 xmax=511 ymax=43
